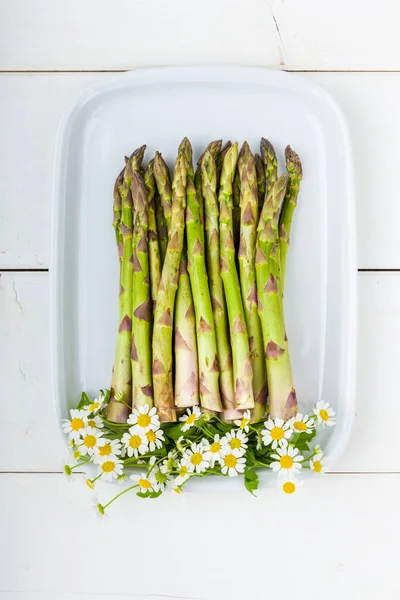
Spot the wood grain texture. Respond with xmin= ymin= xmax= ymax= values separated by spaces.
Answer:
xmin=1 ymin=472 xmax=399 ymax=598
xmin=1 ymin=272 xmax=399 ymax=472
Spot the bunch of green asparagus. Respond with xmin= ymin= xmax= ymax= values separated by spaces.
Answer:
xmin=107 ymin=138 xmax=302 ymax=424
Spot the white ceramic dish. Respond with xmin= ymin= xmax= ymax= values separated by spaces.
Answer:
xmin=52 ymin=67 xmax=356 ymax=480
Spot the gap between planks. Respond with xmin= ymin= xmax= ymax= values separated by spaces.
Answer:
xmin=2 ymin=69 xmax=400 ymax=74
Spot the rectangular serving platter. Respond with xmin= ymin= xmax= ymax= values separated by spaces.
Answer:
xmin=52 ymin=67 xmax=356 ymax=482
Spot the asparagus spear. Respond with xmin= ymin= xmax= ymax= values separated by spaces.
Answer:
xmin=144 ymin=160 xmax=162 ymax=315
xmin=260 ymin=138 xmax=278 ymax=193
xmin=232 ymin=167 xmax=241 ymax=250
xmin=256 ymin=174 xmax=298 ymax=421
xmin=112 ymin=168 xmax=125 ymax=263
xmin=195 ymin=140 xmax=222 ymax=238
xmin=131 ymin=170 xmax=153 ymax=409
xmin=279 ymin=146 xmax=303 ymax=294
xmin=218 ymin=143 xmax=254 ymax=411
xmin=238 ymin=142 xmax=268 ymax=420
xmin=254 ymin=153 xmax=266 ymax=215
xmin=152 ymin=148 xmax=188 ymax=422
xmin=154 ymin=152 xmax=173 ymax=235
xmin=174 ymin=252 xmax=200 ymax=407
xmin=181 ymin=139 xmax=223 ymax=413
xmin=216 ymin=141 xmax=232 ymax=183
xmin=201 ymin=150 xmax=242 ymax=418
xmin=154 ymin=193 xmax=168 ymax=264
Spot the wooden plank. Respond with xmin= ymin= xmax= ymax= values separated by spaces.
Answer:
xmin=1 ymin=72 xmax=400 ymax=268
xmin=1 ymin=472 xmax=399 ymax=598
xmin=1 ymin=272 xmax=399 ymax=472
xmin=0 ymin=0 xmax=279 ymax=71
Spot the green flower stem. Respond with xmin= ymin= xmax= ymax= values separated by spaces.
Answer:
xmin=103 ymin=485 xmax=139 ymax=510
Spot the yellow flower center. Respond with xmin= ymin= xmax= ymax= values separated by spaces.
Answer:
xmin=84 ymin=435 xmax=96 ymax=448
xmin=224 ymin=454 xmax=238 ymax=468
xmin=270 ymin=427 xmax=284 ymax=441
xmin=210 ymin=441 xmax=221 ymax=453
xmin=294 ymin=421 xmax=307 ymax=431
xmin=313 ymin=461 xmax=322 ymax=473
xmin=129 ymin=435 xmax=142 ymax=449
xmin=186 ymin=413 xmax=197 ymax=425
xmin=179 ymin=465 xmax=188 ymax=477
xmin=101 ymin=461 xmax=115 ymax=473
xmin=190 ymin=452 xmax=203 ymax=466
xmin=71 ymin=418 xmax=84 ymax=431
xmin=86 ymin=479 xmax=94 ymax=490
xmin=87 ymin=419 xmax=96 ymax=428
xmin=137 ymin=414 xmax=151 ymax=428
xmin=138 ymin=478 xmax=152 ymax=489
xmin=89 ymin=402 xmax=99 ymax=412
xmin=146 ymin=430 xmax=156 ymax=442
xmin=229 ymin=438 xmax=241 ymax=450
xmin=239 ymin=418 xmax=249 ymax=429
xmin=99 ymin=444 xmax=112 ymax=456
xmin=319 ymin=409 xmax=329 ymax=422
xmin=282 ymin=481 xmax=296 ymax=494
xmin=280 ymin=455 xmax=294 ymax=469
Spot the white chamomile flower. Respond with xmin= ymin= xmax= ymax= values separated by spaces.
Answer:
xmin=234 ymin=410 xmax=251 ymax=433
xmin=152 ymin=466 xmax=172 ymax=491
xmin=121 ymin=428 xmax=148 ymax=458
xmin=85 ymin=414 xmax=104 ymax=429
xmin=281 ymin=477 xmax=299 ymax=495
xmin=98 ymin=457 xmax=123 ymax=482
xmin=130 ymin=472 xmax=159 ymax=493
xmin=220 ymin=450 xmax=246 ymax=477
xmin=174 ymin=459 xmax=191 ymax=486
xmin=176 ymin=436 xmax=185 ymax=452
xmin=179 ymin=406 xmax=202 ymax=432
xmin=127 ymin=404 xmax=160 ymax=433
xmin=183 ymin=442 xmax=210 ymax=474
xmin=203 ymin=434 xmax=229 ymax=467
xmin=77 ymin=426 xmax=103 ymax=456
xmin=310 ymin=453 xmax=325 ymax=473
xmin=160 ymin=451 xmax=177 ymax=474
xmin=92 ymin=438 xmax=122 ymax=464
xmin=91 ymin=495 xmax=106 ymax=519
xmin=62 ymin=409 xmax=90 ymax=441
xmin=225 ymin=430 xmax=248 ymax=455
xmin=314 ymin=401 xmax=336 ymax=427
xmin=145 ymin=428 xmax=165 ymax=452
xmin=270 ymin=444 xmax=303 ymax=475
xmin=289 ymin=413 xmax=314 ymax=435
xmin=87 ymin=394 xmax=106 ymax=414
xmin=261 ymin=418 xmax=293 ymax=449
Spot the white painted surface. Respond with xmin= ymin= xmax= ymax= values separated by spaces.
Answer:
xmin=1 ymin=1 xmax=400 ymax=598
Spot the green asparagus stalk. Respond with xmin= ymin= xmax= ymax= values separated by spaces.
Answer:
xmin=256 ymin=174 xmax=298 ymax=421
xmin=195 ymin=140 xmax=223 ymax=236
xmin=154 ymin=152 xmax=173 ymax=235
xmin=130 ymin=170 xmax=153 ymax=409
xmin=217 ymin=143 xmax=254 ymax=410
xmin=201 ymin=150 xmax=242 ymax=418
xmin=113 ymin=168 xmax=125 ymax=263
xmin=144 ymin=160 xmax=162 ymax=315
xmin=152 ymin=148 xmax=188 ymax=422
xmin=154 ymin=193 xmax=168 ymax=264
xmin=279 ymin=146 xmax=303 ymax=294
xmin=260 ymin=138 xmax=278 ymax=193
xmin=181 ymin=139 xmax=223 ymax=413
xmin=254 ymin=153 xmax=266 ymax=215
xmin=216 ymin=141 xmax=232 ymax=183
xmin=174 ymin=252 xmax=200 ymax=407
xmin=232 ymin=167 xmax=241 ymax=250
xmin=238 ymin=142 xmax=268 ymax=420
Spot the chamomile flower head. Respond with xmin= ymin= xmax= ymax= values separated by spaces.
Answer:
xmin=220 ymin=450 xmax=246 ymax=477
xmin=77 ymin=426 xmax=103 ymax=456
xmin=145 ymin=427 xmax=165 ymax=452
xmin=127 ymin=404 xmax=160 ymax=433
xmin=85 ymin=414 xmax=104 ymax=430
xmin=121 ymin=429 xmax=149 ymax=458
xmin=62 ymin=409 xmax=90 ymax=441
xmin=93 ymin=438 xmax=122 ymax=464
xmin=174 ymin=459 xmax=191 ymax=486
xmin=130 ymin=472 xmax=159 ymax=493
xmin=98 ymin=457 xmax=123 ymax=482
xmin=179 ymin=406 xmax=202 ymax=432
xmin=87 ymin=394 xmax=106 ymax=414
xmin=203 ymin=434 xmax=229 ymax=467
xmin=151 ymin=466 xmax=172 ymax=491
xmin=91 ymin=495 xmax=106 ymax=519
xmin=310 ymin=453 xmax=325 ymax=473
xmin=160 ymin=452 xmax=177 ymax=474
xmin=314 ymin=401 xmax=336 ymax=427
xmin=183 ymin=442 xmax=210 ymax=474
xmin=289 ymin=413 xmax=314 ymax=435
xmin=280 ymin=477 xmax=299 ymax=495
xmin=270 ymin=444 xmax=303 ymax=475
xmin=234 ymin=410 xmax=251 ymax=433
xmin=261 ymin=418 xmax=292 ymax=449
xmin=225 ymin=430 xmax=248 ymax=455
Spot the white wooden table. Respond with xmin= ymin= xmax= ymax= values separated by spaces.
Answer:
xmin=2 ymin=2 xmax=400 ymax=598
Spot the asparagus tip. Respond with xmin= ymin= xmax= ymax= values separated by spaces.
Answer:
xmin=285 ymin=145 xmax=303 ymax=179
